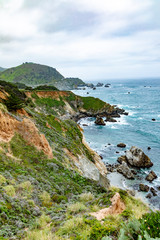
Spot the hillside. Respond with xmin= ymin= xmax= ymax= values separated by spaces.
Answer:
xmin=0 ymin=62 xmax=85 ymax=90
xmin=0 ymin=67 xmax=5 ymax=72
xmin=0 ymin=80 xmax=158 ymax=240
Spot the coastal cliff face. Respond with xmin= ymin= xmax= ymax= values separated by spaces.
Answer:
xmin=0 ymin=82 xmax=150 ymax=240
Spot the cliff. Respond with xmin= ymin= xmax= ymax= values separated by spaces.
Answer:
xmin=0 ymin=81 xmax=151 ymax=240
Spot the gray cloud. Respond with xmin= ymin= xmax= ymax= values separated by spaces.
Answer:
xmin=0 ymin=0 xmax=160 ymax=80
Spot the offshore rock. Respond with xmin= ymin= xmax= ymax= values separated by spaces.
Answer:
xmin=95 ymin=117 xmax=105 ymax=126
xmin=117 ymin=143 xmax=126 ymax=148
xmin=150 ymin=187 xmax=157 ymax=196
xmin=117 ymin=162 xmax=135 ymax=179
xmin=145 ymin=171 xmax=157 ymax=182
xmin=139 ymin=184 xmax=149 ymax=192
xmin=125 ymin=146 xmax=153 ymax=168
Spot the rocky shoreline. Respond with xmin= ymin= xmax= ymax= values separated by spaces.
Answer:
xmin=105 ymin=146 xmax=159 ymax=201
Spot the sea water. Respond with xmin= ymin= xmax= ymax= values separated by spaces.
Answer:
xmin=72 ymin=79 xmax=160 ymax=209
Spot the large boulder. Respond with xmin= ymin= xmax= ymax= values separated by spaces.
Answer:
xmin=139 ymin=183 xmax=149 ymax=192
xmin=117 ymin=162 xmax=135 ymax=179
xmin=145 ymin=171 xmax=157 ymax=182
xmin=95 ymin=117 xmax=105 ymax=126
xmin=125 ymin=146 xmax=153 ymax=168
xmin=117 ymin=143 xmax=126 ymax=148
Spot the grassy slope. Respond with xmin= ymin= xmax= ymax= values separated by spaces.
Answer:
xmin=0 ymin=63 xmax=85 ymax=89
xmin=0 ymin=82 xmax=153 ymax=240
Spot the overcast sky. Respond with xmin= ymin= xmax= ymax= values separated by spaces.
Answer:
xmin=0 ymin=0 xmax=160 ymax=81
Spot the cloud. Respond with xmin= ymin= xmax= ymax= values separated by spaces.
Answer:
xmin=0 ymin=0 xmax=159 ymax=80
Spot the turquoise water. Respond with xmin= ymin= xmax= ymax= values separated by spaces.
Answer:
xmin=72 ymin=79 xmax=160 ymax=208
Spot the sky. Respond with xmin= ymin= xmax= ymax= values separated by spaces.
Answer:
xmin=0 ymin=0 xmax=160 ymax=81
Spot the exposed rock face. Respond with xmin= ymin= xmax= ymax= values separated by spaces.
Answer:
xmin=117 ymin=143 xmax=126 ymax=148
xmin=150 ymin=187 xmax=157 ymax=196
xmin=139 ymin=184 xmax=149 ymax=192
xmin=145 ymin=171 xmax=157 ymax=182
xmin=125 ymin=146 xmax=153 ymax=168
xmin=0 ymin=110 xmax=53 ymax=159
xmin=96 ymin=83 xmax=104 ymax=87
xmin=90 ymin=192 xmax=125 ymax=220
xmin=117 ymin=162 xmax=135 ymax=179
xmin=117 ymin=155 xmax=127 ymax=164
xmin=105 ymin=116 xmax=117 ymax=122
xmin=95 ymin=117 xmax=105 ymax=126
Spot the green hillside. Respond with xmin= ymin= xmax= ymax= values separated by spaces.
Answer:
xmin=0 ymin=67 xmax=5 ymax=72
xmin=0 ymin=62 xmax=85 ymax=90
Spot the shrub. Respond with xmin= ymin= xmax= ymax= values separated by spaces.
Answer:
xmin=118 ymin=218 xmax=141 ymax=240
xmin=59 ymin=217 xmax=84 ymax=235
xmin=0 ymin=175 xmax=6 ymax=185
xmin=3 ymin=185 xmax=15 ymax=197
xmin=39 ymin=191 xmax=52 ymax=207
xmin=140 ymin=211 xmax=160 ymax=238
xmin=17 ymin=181 xmax=33 ymax=193
xmin=67 ymin=202 xmax=87 ymax=214
xmin=79 ymin=192 xmax=94 ymax=202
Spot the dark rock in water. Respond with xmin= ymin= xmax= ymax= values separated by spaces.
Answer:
xmin=146 ymin=193 xmax=152 ymax=199
xmin=145 ymin=171 xmax=157 ymax=182
xmin=150 ymin=187 xmax=157 ymax=196
xmin=86 ymin=83 xmax=94 ymax=88
xmin=100 ymin=155 xmax=103 ymax=159
xmin=110 ymin=113 xmax=121 ymax=118
xmin=147 ymin=147 xmax=151 ymax=150
xmin=116 ymin=151 xmax=120 ymax=154
xmin=117 ymin=155 xmax=127 ymax=164
xmin=108 ymin=143 xmax=111 ymax=145
xmin=128 ymin=92 xmax=130 ymax=94
xmin=131 ymin=169 xmax=137 ymax=175
xmin=157 ymin=186 xmax=160 ymax=191
xmin=152 ymin=118 xmax=156 ymax=121
xmin=82 ymin=124 xmax=88 ymax=126
xmin=83 ymin=88 xmax=86 ymax=90
xmin=105 ymin=116 xmax=117 ymax=122
xmin=117 ymin=162 xmax=135 ymax=179
xmin=93 ymin=87 xmax=96 ymax=90
xmin=95 ymin=116 xmax=105 ymax=126
xmin=125 ymin=146 xmax=153 ymax=168
xmin=96 ymin=82 xmax=104 ymax=87
xmin=87 ymin=92 xmax=89 ymax=94
xmin=104 ymin=84 xmax=110 ymax=87
xmin=117 ymin=143 xmax=126 ymax=148
xmin=123 ymin=112 xmax=129 ymax=116
xmin=139 ymin=183 xmax=149 ymax=192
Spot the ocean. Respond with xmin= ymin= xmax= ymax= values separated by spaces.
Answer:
xmin=72 ymin=79 xmax=160 ymax=209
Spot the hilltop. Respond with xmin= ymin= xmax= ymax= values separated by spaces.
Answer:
xmin=0 ymin=80 xmax=158 ymax=240
xmin=0 ymin=62 xmax=85 ymax=90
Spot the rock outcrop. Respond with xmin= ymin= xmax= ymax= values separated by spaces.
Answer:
xmin=125 ymin=146 xmax=153 ymax=168
xmin=0 ymin=110 xmax=53 ymax=159
xmin=117 ymin=143 xmax=126 ymax=148
xmin=145 ymin=171 xmax=157 ymax=182
xmin=117 ymin=162 xmax=135 ymax=179
xmin=139 ymin=184 xmax=149 ymax=192
xmin=95 ymin=117 xmax=105 ymax=126
xmin=90 ymin=192 xmax=125 ymax=220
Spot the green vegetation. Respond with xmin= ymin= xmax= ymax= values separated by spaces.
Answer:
xmin=33 ymin=85 xmax=58 ymax=91
xmin=0 ymin=80 xmax=26 ymax=111
xmin=0 ymin=80 xmax=158 ymax=240
xmin=0 ymin=62 xmax=85 ymax=90
xmin=80 ymin=96 xmax=111 ymax=112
